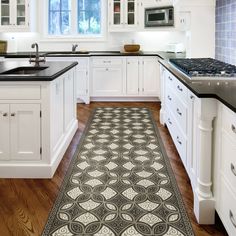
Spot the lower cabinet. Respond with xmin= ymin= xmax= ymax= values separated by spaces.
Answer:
xmin=126 ymin=57 xmax=160 ymax=96
xmin=0 ymin=103 xmax=41 ymax=161
xmin=92 ymin=67 xmax=124 ymax=96
xmin=215 ymin=104 xmax=236 ymax=236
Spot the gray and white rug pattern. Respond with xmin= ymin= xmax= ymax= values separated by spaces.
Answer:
xmin=42 ymin=107 xmax=194 ymax=236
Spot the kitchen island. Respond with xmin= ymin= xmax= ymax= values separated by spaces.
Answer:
xmin=0 ymin=61 xmax=78 ymax=178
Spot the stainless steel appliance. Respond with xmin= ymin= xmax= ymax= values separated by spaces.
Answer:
xmin=145 ymin=6 xmax=174 ymax=27
xmin=169 ymin=58 xmax=236 ymax=80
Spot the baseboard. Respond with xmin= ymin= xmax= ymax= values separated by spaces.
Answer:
xmin=91 ymin=97 xmax=160 ymax=102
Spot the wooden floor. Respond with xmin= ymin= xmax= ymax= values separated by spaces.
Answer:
xmin=0 ymin=102 xmax=227 ymax=236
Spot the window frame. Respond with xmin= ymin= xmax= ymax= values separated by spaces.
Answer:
xmin=41 ymin=0 xmax=107 ymax=42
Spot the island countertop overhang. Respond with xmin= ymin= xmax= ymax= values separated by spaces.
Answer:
xmin=0 ymin=61 xmax=78 ymax=81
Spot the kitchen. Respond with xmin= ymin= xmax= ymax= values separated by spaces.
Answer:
xmin=0 ymin=0 xmax=234 ymax=235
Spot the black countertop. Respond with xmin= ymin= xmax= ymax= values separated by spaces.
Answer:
xmin=0 ymin=61 xmax=78 ymax=81
xmin=0 ymin=51 xmax=186 ymax=60
xmin=159 ymin=59 xmax=236 ymax=113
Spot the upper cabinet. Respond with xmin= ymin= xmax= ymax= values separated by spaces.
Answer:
xmin=108 ymin=0 xmax=140 ymax=32
xmin=0 ymin=0 xmax=35 ymax=32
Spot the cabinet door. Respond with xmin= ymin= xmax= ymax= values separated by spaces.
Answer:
xmin=108 ymin=0 xmax=124 ymax=30
xmin=124 ymin=0 xmax=139 ymax=29
xmin=142 ymin=57 xmax=160 ymax=96
xmin=51 ymin=77 xmax=64 ymax=153
xmin=77 ymin=67 xmax=88 ymax=98
xmin=126 ymin=58 xmax=140 ymax=95
xmin=177 ymin=11 xmax=191 ymax=31
xmin=64 ymin=70 xmax=75 ymax=132
xmin=0 ymin=0 xmax=29 ymax=29
xmin=92 ymin=67 xmax=123 ymax=96
xmin=0 ymin=104 xmax=10 ymax=160
xmin=10 ymin=104 xmax=41 ymax=161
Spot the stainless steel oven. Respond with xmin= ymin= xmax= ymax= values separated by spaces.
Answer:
xmin=145 ymin=6 xmax=174 ymax=27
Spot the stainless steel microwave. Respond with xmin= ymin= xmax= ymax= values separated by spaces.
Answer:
xmin=145 ymin=6 xmax=174 ymax=27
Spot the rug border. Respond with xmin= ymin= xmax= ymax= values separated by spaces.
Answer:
xmin=41 ymin=107 xmax=195 ymax=236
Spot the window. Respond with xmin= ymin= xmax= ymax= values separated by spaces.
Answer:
xmin=78 ymin=0 xmax=101 ymax=35
xmin=48 ymin=0 xmax=71 ymax=35
xmin=48 ymin=0 xmax=102 ymax=37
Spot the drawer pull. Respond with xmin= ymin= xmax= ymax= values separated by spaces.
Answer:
xmin=190 ymin=95 xmax=195 ymax=100
xmin=11 ymin=113 xmax=16 ymax=117
xmin=177 ymin=136 xmax=182 ymax=145
xmin=168 ymin=118 xmax=172 ymax=125
xmin=2 ymin=113 xmax=8 ymax=117
xmin=231 ymin=163 xmax=236 ymax=176
xmin=103 ymin=60 xmax=111 ymax=63
xmin=232 ymin=124 xmax=236 ymax=134
xmin=176 ymin=108 xmax=182 ymax=116
xmin=177 ymin=85 xmax=183 ymax=92
xmin=168 ymin=76 xmax=173 ymax=81
xmin=229 ymin=210 xmax=236 ymax=228
xmin=167 ymin=95 xmax=172 ymax=101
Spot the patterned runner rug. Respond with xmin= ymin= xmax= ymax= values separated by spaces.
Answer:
xmin=42 ymin=107 xmax=194 ymax=236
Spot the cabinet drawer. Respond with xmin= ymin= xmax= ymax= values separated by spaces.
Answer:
xmin=222 ymin=106 xmax=236 ymax=139
xmin=174 ymin=78 xmax=188 ymax=102
xmin=165 ymin=88 xmax=187 ymax=134
xmin=219 ymin=178 xmax=236 ymax=236
xmin=221 ymin=130 xmax=236 ymax=194
xmin=166 ymin=108 xmax=187 ymax=167
xmin=92 ymin=58 xmax=123 ymax=66
xmin=166 ymin=70 xmax=175 ymax=89
xmin=0 ymin=85 xmax=41 ymax=100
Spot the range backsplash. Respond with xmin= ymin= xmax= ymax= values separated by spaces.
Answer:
xmin=215 ymin=0 xmax=236 ymax=65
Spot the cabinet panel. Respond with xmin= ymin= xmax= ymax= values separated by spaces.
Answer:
xmin=51 ymin=77 xmax=64 ymax=152
xmin=142 ymin=58 xmax=160 ymax=96
xmin=76 ymin=68 xmax=88 ymax=97
xmin=10 ymin=103 xmax=41 ymax=161
xmin=126 ymin=58 xmax=139 ymax=95
xmin=64 ymin=70 xmax=75 ymax=132
xmin=92 ymin=67 xmax=123 ymax=96
xmin=0 ymin=104 xmax=10 ymax=160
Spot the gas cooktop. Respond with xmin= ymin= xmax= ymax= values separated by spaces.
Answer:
xmin=169 ymin=58 xmax=236 ymax=80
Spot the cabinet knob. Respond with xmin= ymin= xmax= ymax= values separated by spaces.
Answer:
xmin=11 ymin=113 xmax=16 ymax=117
xmin=177 ymin=136 xmax=182 ymax=145
xmin=177 ymin=85 xmax=183 ymax=92
xmin=231 ymin=163 xmax=236 ymax=177
xmin=2 ymin=113 xmax=8 ymax=117
xmin=167 ymin=95 xmax=172 ymax=101
xmin=232 ymin=124 xmax=236 ymax=134
xmin=168 ymin=118 xmax=172 ymax=125
xmin=190 ymin=95 xmax=195 ymax=100
xmin=168 ymin=76 xmax=173 ymax=81
xmin=176 ymin=108 xmax=182 ymax=116
xmin=229 ymin=210 xmax=236 ymax=228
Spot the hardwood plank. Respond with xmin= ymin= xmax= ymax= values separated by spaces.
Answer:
xmin=0 ymin=102 xmax=227 ymax=236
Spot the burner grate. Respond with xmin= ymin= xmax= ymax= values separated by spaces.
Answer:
xmin=169 ymin=58 xmax=236 ymax=77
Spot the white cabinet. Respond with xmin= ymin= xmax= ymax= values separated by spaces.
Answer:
xmin=0 ymin=103 xmax=40 ymax=161
xmin=126 ymin=57 xmax=160 ymax=96
xmin=64 ymin=69 xmax=76 ymax=132
xmin=0 ymin=0 xmax=31 ymax=32
xmin=176 ymin=11 xmax=191 ymax=31
xmin=215 ymin=104 xmax=236 ymax=236
xmin=92 ymin=67 xmax=124 ymax=96
xmin=142 ymin=57 xmax=160 ymax=96
xmin=108 ymin=0 xmax=140 ymax=32
xmin=126 ymin=58 xmax=140 ymax=95
xmin=46 ymin=57 xmax=90 ymax=104
xmin=0 ymin=67 xmax=78 ymax=178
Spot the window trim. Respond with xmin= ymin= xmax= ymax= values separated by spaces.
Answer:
xmin=40 ymin=0 xmax=107 ymax=42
